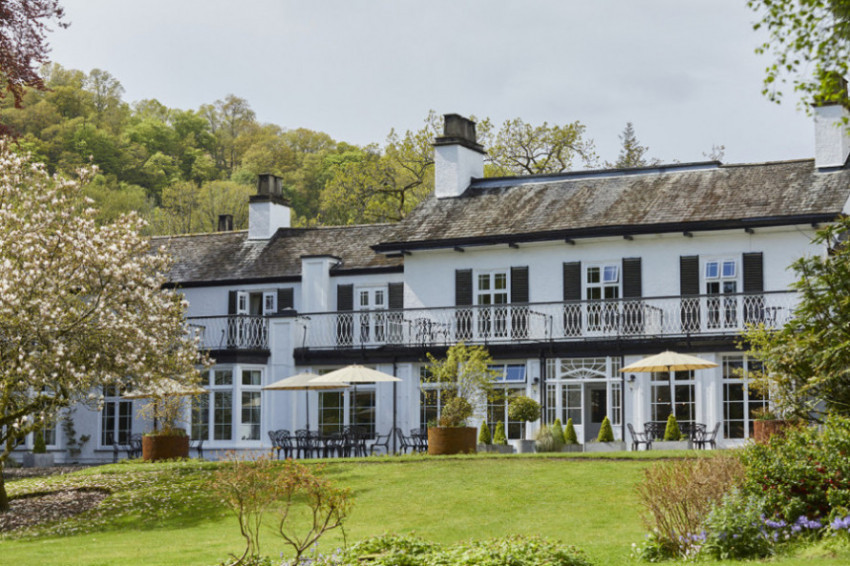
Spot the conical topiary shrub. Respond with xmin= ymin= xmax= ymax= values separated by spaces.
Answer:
xmin=550 ymin=418 xmax=565 ymax=444
xmin=664 ymin=414 xmax=683 ymax=441
xmin=493 ymin=422 xmax=508 ymax=445
xmin=597 ymin=416 xmax=615 ymax=442
xmin=478 ymin=421 xmax=492 ymax=445
xmin=33 ymin=431 xmax=47 ymax=454
xmin=564 ymin=417 xmax=578 ymax=444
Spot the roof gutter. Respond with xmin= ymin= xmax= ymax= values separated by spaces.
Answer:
xmin=371 ymin=213 xmax=837 ymax=254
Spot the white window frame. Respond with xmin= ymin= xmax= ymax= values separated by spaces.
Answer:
xmin=722 ymin=355 xmax=768 ymax=440
xmin=263 ymin=291 xmax=276 ymax=315
xmin=100 ymin=385 xmax=133 ymax=448
xmin=475 ymin=269 xmax=510 ymax=338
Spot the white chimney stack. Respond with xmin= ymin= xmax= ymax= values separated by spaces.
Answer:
xmin=248 ymin=174 xmax=291 ymax=239
xmin=433 ymin=114 xmax=485 ymax=198
xmin=814 ymin=76 xmax=850 ymax=169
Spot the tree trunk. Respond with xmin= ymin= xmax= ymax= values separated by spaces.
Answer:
xmin=0 ymin=464 xmax=9 ymax=512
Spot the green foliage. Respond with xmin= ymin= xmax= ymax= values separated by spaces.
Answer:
xmin=663 ymin=414 xmax=682 ymax=441
xmin=478 ymin=421 xmax=491 ymax=445
xmin=426 ymin=343 xmax=498 ymax=421
xmin=508 ymin=395 xmax=541 ymax=423
xmin=212 ymin=454 xmax=352 ymax=565
xmin=634 ymin=454 xmax=745 ymax=560
xmin=747 ymin=0 xmax=850 ymax=111
xmin=564 ymin=418 xmax=578 ymax=445
xmin=32 ymin=431 xmax=46 ymax=454
xmin=739 ymin=415 xmax=850 ymax=521
xmin=744 ymin=218 xmax=850 ymax=422
xmin=597 ymin=416 xmax=615 ymax=442
xmin=551 ymin=418 xmax=565 ymax=444
xmin=535 ymin=425 xmax=564 ymax=453
xmin=608 ymin=122 xmax=659 ymax=169
xmin=701 ymin=490 xmax=773 ymax=560
xmin=438 ymin=397 xmax=473 ymax=428
xmin=493 ymin=422 xmax=508 ymax=445
xmin=315 ymin=534 xmax=592 ymax=566
xmin=477 ymin=116 xmax=598 ymax=175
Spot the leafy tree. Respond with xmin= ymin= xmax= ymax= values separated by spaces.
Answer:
xmin=663 ymin=414 xmax=683 ymax=441
xmin=608 ymin=122 xmax=659 ymax=168
xmin=564 ymin=417 xmax=578 ymax=445
xmin=478 ymin=421 xmax=492 ymax=444
xmin=425 ymin=342 xmax=499 ymax=407
xmin=319 ymin=112 xmax=439 ymax=224
xmin=748 ymin=0 xmax=850 ymax=110
xmin=492 ymin=422 xmax=508 ymax=445
xmin=744 ymin=218 xmax=850 ymax=422
xmin=0 ymin=0 xmax=66 ymax=111
xmin=478 ymin=116 xmax=597 ymax=175
xmin=0 ymin=145 xmax=203 ymax=511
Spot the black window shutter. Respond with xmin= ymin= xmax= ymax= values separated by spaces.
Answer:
xmin=622 ymin=258 xmax=643 ymax=334
xmin=742 ymin=252 xmax=764 ymax=293
xmin=455 ymin=269 xmax=473 ymax=340
xmin=563 ymin=262 xmax=581 ymax=301
xmin=228 ymin=290 xmax=237 ymax=315
xmin=337 ymin=284 xmax=354 ymax=311
xmin=622 ymin=258 xmax=642 ymax=298
xmin=336 ymin=285 xmax=354 ymax=347
xmin=562 ymin=262 xmax=582 ymax=336
xmin=455 ymin=269 xmax=473 ymax=306
xmin=510 ymin=266 xmax=529 ymax=303
xmin=277 ymin=288 xmax=294 ymax=312
xmin=510 ymin=267 xmax=529 ymax=339
xmin=743 ymin=252 xmax=765 ymax=324
xmin=388 ymin=283 xmax=404 ymax=309
xmin=679 ymin=256 xmax=700 ymax=295
xmin=679 ymin=255 xmax=700 ymax=331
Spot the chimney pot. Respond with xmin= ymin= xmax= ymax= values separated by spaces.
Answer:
xmin=433 ymin=113 xmax=485 ymax=199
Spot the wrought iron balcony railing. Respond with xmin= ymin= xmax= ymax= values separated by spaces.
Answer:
xmin=188 ymin=315 xmax=269 ymax=350
xmin=295 ymin=291 xmax=797 ymax=351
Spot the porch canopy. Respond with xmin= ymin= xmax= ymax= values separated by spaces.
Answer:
xmin=619 ymin=350 xmax=718 ymax=373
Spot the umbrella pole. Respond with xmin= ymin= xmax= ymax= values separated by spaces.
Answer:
xmin=306 ymin=389 xmax=310 ymax=432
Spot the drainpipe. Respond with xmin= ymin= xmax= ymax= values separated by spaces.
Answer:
xmin=539 ymin=350 xmax=547 ymax=422
xmin=620 ymin=354 xmax=626 ymax=445
xmin=392 ymin=359 xmax=398 ymax=454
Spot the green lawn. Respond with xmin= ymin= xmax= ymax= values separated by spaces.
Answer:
xmin=2 ymin=453 xmax=850 ymax=566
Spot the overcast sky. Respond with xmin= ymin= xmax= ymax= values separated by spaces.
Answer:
xmin=48 ymin=0 xmax=815 ymax=167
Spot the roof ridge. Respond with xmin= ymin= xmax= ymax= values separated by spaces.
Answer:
xmin=151 ymin=229 xmax=248 ymax=241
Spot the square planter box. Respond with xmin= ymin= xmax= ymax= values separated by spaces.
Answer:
xmin=561 ymin=444 xmax=582 ymax=453
xmin=652 ymin=440 xmax=690 ymax=451
xmin=478 ymin=444 xmax=514 ymax=454
xmin=23 ymin=453 xmax=54 ymax=468
xmin=583 ymin=441 xmax=627 ymax=453
xmin=514 ymin=439 xmax=536 ymax=454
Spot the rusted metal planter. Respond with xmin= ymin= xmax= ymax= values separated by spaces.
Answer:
xmin=427 ymin=427 xmax=477 ymax=455
xmin=142 ymin=434 xmax=190 ymax=461
xmin=753 ymin=420 xmax=791 ymax=444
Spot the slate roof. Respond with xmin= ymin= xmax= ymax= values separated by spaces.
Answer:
xmin=373 ymin=159 xmax=850 ymax=252
xmin=155 ymin=224 xmax=402 ymax=285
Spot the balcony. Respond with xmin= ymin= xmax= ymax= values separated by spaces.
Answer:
xmin=296 ymin=291 xmax=797 ymax=351
xmin=188 ymin=315 xmax=269 ymax=351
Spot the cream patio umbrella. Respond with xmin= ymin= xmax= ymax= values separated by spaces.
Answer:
xmin=619 ymin=351 xmax=718 ymax=374
xmin=262 ymin=371 xmax=350 ymax=432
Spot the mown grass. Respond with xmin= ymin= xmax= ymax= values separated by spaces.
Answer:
xmin=2 ymin=452 xmax=850 ymax=566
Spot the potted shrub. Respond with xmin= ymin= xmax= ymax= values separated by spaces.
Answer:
xmin=583 ymin=416 xmax=626 ymax=452
xmin=562 ymin=417 xmax=581 ymax=452
xmin=425 ymin=343 xmax=499 ymax=455
xmin=23 ymin=430 xmax=53 ymax=468
xmin=477 ymin=420 xmax=492 ymax=452
xmin=486 ymin=422 xmax=513 ymax=454
xmin=129 ymin=379 xmax=203 ymax=461
xmin=654 ymin=414 xmax=689 ymax=450
xmin=507 ymin=394 xmax=541 ymax=453
xmin=752 ymin=407 xmax=791 ymax=444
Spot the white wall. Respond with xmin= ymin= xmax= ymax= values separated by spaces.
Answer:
xmin=403 ymin=226 xmax=820 ymax=308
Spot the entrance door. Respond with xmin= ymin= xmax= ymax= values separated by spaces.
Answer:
xmin=584 ymin=384 xmax=608 ymax=442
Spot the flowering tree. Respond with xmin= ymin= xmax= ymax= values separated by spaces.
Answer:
xmin=0 ymin=144 xmax=203 ymax=511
